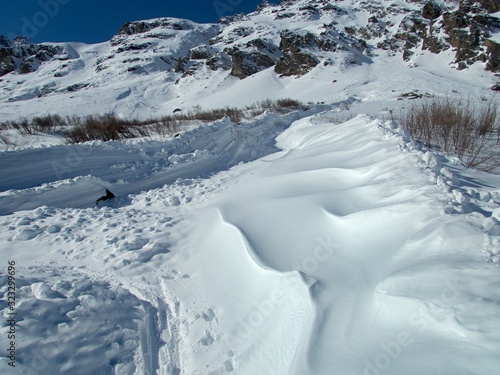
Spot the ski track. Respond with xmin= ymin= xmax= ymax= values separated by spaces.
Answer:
xmin=0 ymin=110 xmax=317 ymax=215
xmin=139 ymin=301 xmax=161 ymax=375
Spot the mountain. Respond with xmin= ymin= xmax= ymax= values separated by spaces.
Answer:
xmin=1 ymin=1 xmax=500 ymax=375
xmin=0 ymin=0 xmax=499 ymax=120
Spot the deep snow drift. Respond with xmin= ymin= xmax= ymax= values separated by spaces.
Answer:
xmin=1 ymin=110 xmax=499 ymax=375
xmin=1 ymin=1 xmax=500 ymax=373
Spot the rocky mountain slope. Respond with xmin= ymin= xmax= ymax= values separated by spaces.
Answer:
xmin=0 ymin=0 xmax=499 ymax=120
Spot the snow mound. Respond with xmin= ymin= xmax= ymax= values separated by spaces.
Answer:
xmin=1 ymin=112 xmax=499 ymax=375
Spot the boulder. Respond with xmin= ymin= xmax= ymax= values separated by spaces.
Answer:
xmin=422 ymin=1 xmax=442 ymax=20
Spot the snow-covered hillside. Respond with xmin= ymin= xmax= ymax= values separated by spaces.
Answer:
xmin=0 ymin=0 xmax=499 ymax=121
xmin=1 ymin=1 xmax=500 ymax=375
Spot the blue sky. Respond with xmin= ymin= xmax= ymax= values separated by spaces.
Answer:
xmin=1 ymin=0 xmax=279 ymax=44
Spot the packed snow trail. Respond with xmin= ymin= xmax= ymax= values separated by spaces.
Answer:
xmin=0 ymin=111 xmax=311 ymax=215
xmin=0 ymin=112 xmax=499 ymax=375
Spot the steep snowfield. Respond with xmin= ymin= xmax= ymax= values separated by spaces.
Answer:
xmin=1 ymin=110 xmax=499 ymax=374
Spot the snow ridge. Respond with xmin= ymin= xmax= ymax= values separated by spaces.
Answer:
xmin=2 ymin=110 xmax=498 ymax=374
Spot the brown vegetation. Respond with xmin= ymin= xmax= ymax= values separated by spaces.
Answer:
xmin=400 ymin=97 xmax=499 ymax=171
xmin=0 ymin=98 xmax=307 ymax=144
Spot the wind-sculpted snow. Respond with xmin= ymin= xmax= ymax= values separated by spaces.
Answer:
xmin=0 ymin=112 xmax=499 ymax=374
xmin=0 ymin=110 xmax=311 ymax=214
xmin=188 ymin=114 xmax=500 ymax=374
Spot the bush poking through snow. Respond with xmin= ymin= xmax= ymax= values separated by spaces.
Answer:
xmin=31 ymin=114 xmax=66 ymax=133
xmin=64 ymin=114 xmax=146 ymax=143
xmin=401 ymin=97 xmax=500 ymax=171
xmin=1 ymin=114 xmax=66 ymax=135
xmin=0 ymin=99 xmax=306 ymax=145
xmin=0 ymin=98 xmax=306 ymax=144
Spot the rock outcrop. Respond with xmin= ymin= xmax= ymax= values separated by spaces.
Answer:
xmin=0 ymin=36 xmax=63 ymax=76
xmin=226 ymin=38 xmax=279 ymax=79
xmin=229 ymin=49 xmax=275 ymax=79
xmin=274 ymin=30 xmax=323 ymax=76
xmin=485 ymin=39 xmax=500 ymax=71
xmin=369 ymin=0 xmax=500 ymax=70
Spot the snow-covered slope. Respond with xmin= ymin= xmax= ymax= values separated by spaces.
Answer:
xmin=1 ymin=1 xmax=499 ymax=375
xmin=0 ymin=0 xmax=499 ymax=122
xmin=1 ymin=111 xmax=499 ymax=374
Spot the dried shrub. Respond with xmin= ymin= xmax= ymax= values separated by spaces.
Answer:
xmin=401 ymin=96 xmax=499 ymax=171
xmin=64 ymin=114 xmax=145 ymax=143
xmin=32 ymin=114 xmax=66 ymax=133
xmin=0 ymin=98 xmax=308 ymax=144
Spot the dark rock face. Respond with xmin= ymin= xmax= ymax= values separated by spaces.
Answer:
xmin=370 ymin=0 xmax=500 ymax=70
xmin=228 ymin=47 xmax=276 ymax=79
xmin=422 ymin=1 xmax=442 ymax=20
xmin=107 ymin=17 xmax=219 ymax=76
xmin=273 ymin=27 xmax=368 ymax=76
xmin=485 ymin=39 xmax=500 ymax=71
xmin=393 ymin=15 xmax=429 ymax=60
xmin=441 ymin=5 xmax=495 ymax=68
xmin=230 ymin=50 xmax=275 ymax=78
xmin=189 ymin=45 xmax=214 ymax=60
xmin=0 ymin=36 xmax=62 ymax=76
xmin=274 ymin=52 xmax=319 ymax=76
xmin=174 ymin=57 xmax=186 ymax=73
xmin=274 ymin=30 xmax=323 ymax=76
xmin=117 ymin=19 xmax=188 ymax=36
xmin=116 ymin=43 xmax=152 ymax=53
xmin=475 ymin=0 xmax=500 ymax=13
xmin=225 ymin=37 xmax=279 ymax=79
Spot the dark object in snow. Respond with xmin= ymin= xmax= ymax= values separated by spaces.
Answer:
xmin=173 ymin=108 xmax=182 ymax=113
xmin=96 ymin=189 xmax=115 ymax=205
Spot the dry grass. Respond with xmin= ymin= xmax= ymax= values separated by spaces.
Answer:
xmin=1 ymin=114 xmax=67 ymax=135
xmin=0 ymin=98 xmax=307 ymax=144
xmin=64 ymin=115 xmax=146 ymax=143
xmin=63 ymin=98 xmax=306 ymax=143
xmin=401 ymin=97 xmax=499 ymax=171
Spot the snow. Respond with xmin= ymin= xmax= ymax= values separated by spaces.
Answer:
xmin=0 ymin=0 xmax=497 ymax=124
xmin=1 ymin=1 xmax=500 ymax=374
xmin=1 ymin=109 xmax=499 ymax=374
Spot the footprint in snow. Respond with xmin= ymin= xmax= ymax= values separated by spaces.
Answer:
xmin=199 ymin=330 xmax=215 ymax=346
xmin=12 ymin=228 xmax=43 ymax=241
xmin=118 ymin=237 xmax=149 ymax=251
